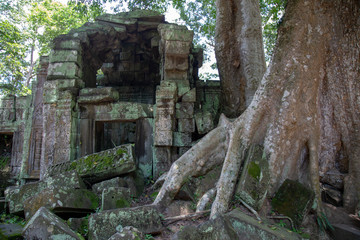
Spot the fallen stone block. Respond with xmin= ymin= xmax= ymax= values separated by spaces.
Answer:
xmin=92 ymin=177 xmax=128 ymax=195
xmin=0 ymin=223 xmax=23 ymax=239
xmin=5 ymin=182 xmax=46 ymax=215
xmin=101 ymin=187 xmax=131 ymax=211
xmin=108 ymin=226 xmax=145 ymax=240
xmin=24 ymin=188 xmax=99 ymax=220
xmin=331 ymin=224 xmax=360 ymax=240
xmin=5 ymin=171 xmax=86 ymax=215
xmin=271 ymin=179 xmax=315 ymax=226
xmin=235 ymin=144 xmax=270 ymax=210
xmin=46 ymin=144 xmax=136 ymax=184
xmin=22 ymin=207 xmax=81 ymax=240
xmin=67 ymin=217 xmax=89 ymax=237
xmin=88 ymin=205 xmax=163 ymax=240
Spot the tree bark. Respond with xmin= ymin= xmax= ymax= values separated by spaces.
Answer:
xmin=215 ymin=0 xmax=266 ymax=118
xmin=154 ymin=0 xmax=360 ymax=217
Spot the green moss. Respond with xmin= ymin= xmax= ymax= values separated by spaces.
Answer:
xmin=271 ymin=179 xmax=314 ymax=226
xmin=115 ymin=198 xmax=130 ymax=208
xmin=248 ymin=162 xmax=260 ymax=180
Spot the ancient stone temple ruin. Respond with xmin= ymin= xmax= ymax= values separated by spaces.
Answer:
xmin=0 ymin=10 xmax=221 ymax=183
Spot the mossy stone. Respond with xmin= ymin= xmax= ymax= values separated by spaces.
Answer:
xmin=271 ymin=179 xmax=315 ymax=226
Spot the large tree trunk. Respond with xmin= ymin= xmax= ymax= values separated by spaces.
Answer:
xmin=154 ymin=0 xmax=360 ymax=218
xmin=215 ymin=0 xmax=266 ymax=118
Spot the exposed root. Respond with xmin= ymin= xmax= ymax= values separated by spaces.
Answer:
xmin=239 ymin=198 xmax=261 ymax=221
xmin=267 ymin=215 xmax=295 ymax=230
xmin=164 ymin=210 xmax=211 ymax=225
xmin=211 ymin=125 xmax=247 ymax=218
xmin=153 ymin=125 xmax=228 ymax=208
xmin=151 ymin=171 xmax=168 ymax=190
xmin=196 ymin=188 xmax=216 ymax=212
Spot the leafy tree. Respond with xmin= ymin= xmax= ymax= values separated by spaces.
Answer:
xmin=0 ymin=0 xmax=104 ymax=96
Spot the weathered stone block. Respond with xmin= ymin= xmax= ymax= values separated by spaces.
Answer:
xmin=153 ymin=147 xmax=172 ymax=178
xmin=154 ymin=130 xmax=173 ymax=146
xmin=138 ymin=21 xmax=160 ymax=32
xmin=47 ymin=62 xmax=82 ymax=80
xmin=195 ymin=111 xmax=214 ymax=134
xmin=182 ymin=88 xmax=196 ymax=102
xmin=23 ymin=207 xmax=81 ymax=240
xmin=78 ymin=87 xmax=119 ymax=104
xmin=5 ymin=182 xmax=46 ymax=215
xmin=67 ymin=217 xmax=88 ymax=236
xmin=46 ymin=144 xmax=136 ymax=184
xmin=271 ymin=179 xmax=315 ymax=226
xmin=173 ymin=132 xmax=192 ymax=147
xmin=235 ymin=145 xmax=270 ymax=211
xmin=43 ymin=81 xmax=58 ymax=104
xmin=43 ymin=170 xmax=86 ymax=190
xmin=0 ymin=224 xmax=22 ymax=239
xmin=88 ymin=205 xmax=163 ymax=240
xmin=178 ymin=118 xmax=195 ymax=132
xmin=155 ymin=114 xmax=175 ymax=131
xmin=155 ymin=88 xmax=177 ymax=100
xmin=164 ymin=55 xmax=188 ymax=71
xmin=101 ymin=187 xmax=131 ymax=211
xmin=92 ymin=177 xmax=128 ymax=195
xmin=158 ymin=24 xmax=194 ymax=42
xmin=49 ymin=50 xmax=82 ymax=64
xmin=108 ymin=226 xmax=145 ymax=240
xmin=156 ymin=106 xmax=175 ymax=115
xmin=164 ymin=41 xmax=191 ymax=56
xmin=164 ymin=70 xmax=188 ymax=81
xmin=24 ymin=188 xmax=99 ymax=219
xmin=53 ymin=39 xmax=82 ymax=51
xmin=176 ymin=102 xmax=194 ymax=119
xmin=156 ymin=98 xmax=175 ymax=110
xmin=57 ymin=79 xmax=85 ymax=90
xmin=96 ymin=14 xmax=137 ymax=27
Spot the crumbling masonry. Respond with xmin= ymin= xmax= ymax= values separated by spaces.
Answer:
xmin=0 ymin=10 xmax=221 ymax=183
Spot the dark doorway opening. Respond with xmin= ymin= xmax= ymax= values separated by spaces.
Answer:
xmin=0 ymin=133 xmax=13 ymax=168
xmin=95 ymin=121 xmax=136 ymax=152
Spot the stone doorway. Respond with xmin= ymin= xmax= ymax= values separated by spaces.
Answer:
xmin=95 ymin=121 xmax=136 ymax=152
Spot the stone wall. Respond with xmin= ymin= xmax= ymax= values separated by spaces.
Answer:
xmin=0 ymin=10 xmax=221 ymax=182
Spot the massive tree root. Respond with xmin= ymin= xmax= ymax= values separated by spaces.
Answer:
xmin=154 ymin=0 xmax=360 ymax=218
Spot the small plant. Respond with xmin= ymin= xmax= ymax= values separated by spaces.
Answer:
xmin=145 ymin=233 xmax=155 ymax=240
xmin=0 ymin=213 xmax=26 ymax=226
xmin=316 ymin=212 xmax=334 ymax=231
xmin=277 ymin=220 xmax=286 ymax=227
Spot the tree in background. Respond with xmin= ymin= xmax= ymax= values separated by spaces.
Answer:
xmin=0 ymin=0 xmax=103 ymax=96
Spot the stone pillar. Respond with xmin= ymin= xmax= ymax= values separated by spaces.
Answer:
xmin=40 ymin=43 xmax=84 ymax=178
xmin=153 ymin=24 xmax=195 ymax=178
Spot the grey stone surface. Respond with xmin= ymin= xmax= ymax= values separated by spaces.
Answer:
xmin=0 ymin=224 xmax=23 ymax=239
xmin=88 ymin=205 xmax=163 ymax=240
xmin=92 ymin=177 xmax=128 ymax=195
xmin=271 ymin=179 xmax=315 ymax=226
xmin=23 ymin=207 xmax=81 ymax=240
xmin=108 ymin=226 xmax=145 ymax=240
xmin=101 ymin=187 xmax=131 ymax=210
xmin=24 ymin=188 xmax=99 ymax=219
xmin=235 ymin=144 xmax=270 ymax=210
xmin=45 ymin=144 xmax=136 ymax=184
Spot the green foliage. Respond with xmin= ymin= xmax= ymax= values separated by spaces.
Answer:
xmin=260 ymin=0 xmax=286 ymax=62
xmin=0 ymin=213 xmax=26 ymax=226
xmin=145 ymin=234 xmax=155 ymax=240
xmin=0 ymin=0 xmax=103 ymax=96
xmin=316 ymin=212 xmax=334 ymax=232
